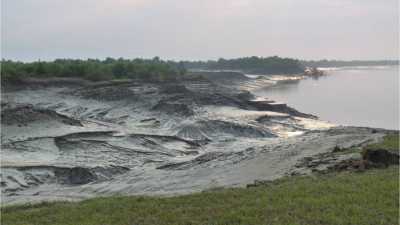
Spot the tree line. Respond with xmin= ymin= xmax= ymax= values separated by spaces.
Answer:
xmin=301 ymin=59 xmax=399 ymax=68
xmin=3 ymin=57 xmax=397 ymax=83
xmin=1 ymin=57 xmax=186 ymax=82
xmin=182 ymin=56 xmax=305 ymax=74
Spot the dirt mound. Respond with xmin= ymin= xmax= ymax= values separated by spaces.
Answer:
xmin=157 ymin=147 xmax=256 ymax=170
xmin=160 ymin=84 xmax=192 ymax=94
xmin=152 ymin=101 xmax=194 ymax=117
xmin=54 ymin=167 xmax=97 ymax=185
xmin=1 ymin=104 xmax=82 ymax=126
xmin=157 ymin=152 xmax=225 ymax=170
xmin=1 ymin=78 xmax=90 ymax=91
xmin=248 ymin=100 xmax=316 ymax=118
xmin=54 ymin=166 xmax=130 ymax=185
xmin=1 ymin=165 xmax=130 ymax=194
xmin=196 ymin=120 xmax=276 ymax=138
xmin=78 ymin=85 xmax=136 ymax=101
xmin=176 ymin=124 xmax=211 ymax=141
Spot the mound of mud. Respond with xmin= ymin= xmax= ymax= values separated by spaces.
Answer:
xmin=56 ymin=131 xmax=116 ymax=140
xmin=4 ymin=72 xmax=389 ymax=205
xmin=152 ymin=101 xmax=194 ymax=117
xmin=54 ymin=167 xmax=97 ymax=185
xmin=176 ymin=120 xmax=276 ymax=140
xmin=160 ymin=84 xmax=192 ymax=94
xmin=236 ymin=91 xmax=254 ymax=101
xmin=1 ymin=165 xmax=130 ymax=194
xmin=157 ymin=152 xmax=225 ymax=170
xmin=248 ymin=100 xmax=316 ymax=118
xmin=1 ymin=104 xmax=82 ymax=126
xmin=176 ymin=124 xmax=211 ymax=141
xmin=55 ymin=166 xmax=130 ymax=185
xmin=1 ymin=78 xmax=90 ymax=91
xmin=78 ymin=85 xmax=136 ymax=101
xmin=157 ymin=147 xmax=256 ymax=170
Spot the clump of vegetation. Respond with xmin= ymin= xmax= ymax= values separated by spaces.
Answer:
xmin=1 ymin=57 xmax=186 ymax=82
xmin=183 ymin=56 xmax=305 ymax=74
xmin=2 ymin=166 xmax=398 ymax=225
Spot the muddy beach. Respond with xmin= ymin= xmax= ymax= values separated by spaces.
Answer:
xmin=0 ymin=73 xmax=390 ymax=205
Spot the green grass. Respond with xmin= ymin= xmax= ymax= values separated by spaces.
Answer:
xmin=2 ymin=166 xmax=398 ymax=225
xmin=365 ymin=134 xmax=399 ymax=153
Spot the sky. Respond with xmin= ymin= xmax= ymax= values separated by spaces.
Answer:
xmin=1 ymin=0 xmax=399 ymax=61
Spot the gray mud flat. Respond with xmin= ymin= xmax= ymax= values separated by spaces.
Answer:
xmin=0 ymin=75 xmax=388 ymax=205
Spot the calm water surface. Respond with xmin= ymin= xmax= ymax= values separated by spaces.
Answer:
xmin=254 ymin=66 xmax=399 ymax=130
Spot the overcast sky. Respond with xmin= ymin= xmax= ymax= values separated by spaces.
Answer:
xmin=1 ymin=0 xmax=399 ymax=61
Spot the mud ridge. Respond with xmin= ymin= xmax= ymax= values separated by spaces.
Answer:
xmin=1 ymin=165 xmax=130 ymax=194
xmin=1 ymin=104 xmax=83 ymax=127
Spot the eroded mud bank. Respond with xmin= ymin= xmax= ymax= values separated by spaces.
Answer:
xmin=1 ymin=74 xmax=388 ymax=205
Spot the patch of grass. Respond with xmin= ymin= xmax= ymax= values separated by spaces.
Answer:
xmin=2 ymin=166 xmax=398 ymax=225
xmin=365 ymin=134 xmax=399 ymax=153
xmin=335 ymin=134 xmax=399 ymax=156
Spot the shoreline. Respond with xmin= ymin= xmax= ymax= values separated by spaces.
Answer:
xmin=1 ymin=75 xmax=398 ymax=206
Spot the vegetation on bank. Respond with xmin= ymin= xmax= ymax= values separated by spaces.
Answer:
xmin=183 ymin=56 xmax=305 ymax=74
xmin=338 ymin=134 xmax=399 ymax=156
xmin=2 ymin=134 xmax=399 ymax=225
xmin=1 ymin=56 xmax=306 ymax=83
xmin=3 ymin=57 xmax=396 ymax=84
xmin=1 ymin=57 xmax=186 ymax=82
xmin=365 ymin=134 xmax=399 ymax=153
xmin=183 ymin=57 xmax=399 ymax=74
xmin=301 ymin=59 xmax=399 ymax=68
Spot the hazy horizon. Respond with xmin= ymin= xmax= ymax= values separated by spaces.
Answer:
xmin=1 ymin=57 xmax=399 ymax=64
xmin=2 ymin=0 xmax=399 ymax=62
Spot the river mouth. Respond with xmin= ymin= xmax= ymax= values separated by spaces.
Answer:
xmin=0 ymin=75 xmax=389 ymax=205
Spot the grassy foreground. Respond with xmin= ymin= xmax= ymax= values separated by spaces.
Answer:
xmin=1 ymin=167 xmax=398 ymax=225
xmin=2 ymin=134 xmax=399 ymax=225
